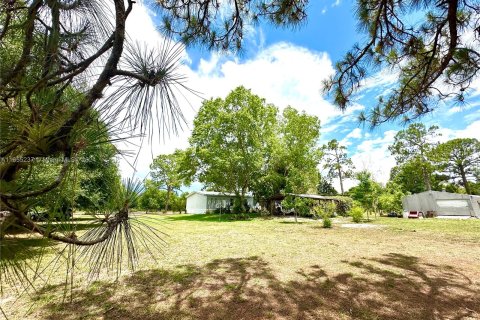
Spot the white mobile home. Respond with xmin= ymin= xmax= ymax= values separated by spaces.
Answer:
xmin=402 ymin=191 xmax=480 ymax=218
xmin=186 ymin=191 xmax=255 ymax=214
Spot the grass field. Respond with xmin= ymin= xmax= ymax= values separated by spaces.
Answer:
xmin=2 ymin=214 xmax=480 ymax=320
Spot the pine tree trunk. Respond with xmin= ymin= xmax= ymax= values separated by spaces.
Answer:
xmin=423 ymin=166 xmax=431 ymax=191
xmin=338 ymin=167 xmax=344 ymax=195
xmin=460 ymin=166 xmax=470 ymax=194
xmin=165 ymin=186 xmax=171 ymax=213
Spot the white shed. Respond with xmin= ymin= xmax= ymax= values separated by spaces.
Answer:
xmin=186 ymin=191 xmax=255 ymax=214
xmin=402 ymin=191 xmax=480 ymax=218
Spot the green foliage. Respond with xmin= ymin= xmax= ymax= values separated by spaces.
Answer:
xmin=156 ymin=0 xmax=308 ymax=52
xmin=13 ymin=120 xmax=122 ymax=215
xmin=313 ymin=201 xmax=336 ymax=218
xmin=294 ymin=198 xmax=313 ymax=217
xmin=389 ymin=123 xmax=439 ymax=191
xmin=322 ymin=216 xmax=332 ymax=228
xmin=187 ymin=89 xmax=321 ymax=204
xmin=331 ymin=196 xmax=353 ymax=216
xmin=137 ymin=183 xmax=187 ymax=213
xmin=349 ymin=207 xmax=364 ymax=223
xmin=189 ymin=86 xmax=277 ymax=205
xmin=151 ymin=151 xmax=185 ymax=191
xmin=349 ymin=171 xmax=382 ymax=212
xmin=138 ymin=180 xmax=167 ymax=212
xmin=281 ymin=196 xmax=314 ymax=218
xmin=255 ymin=107 xmax=321 ymax=200
xmin=313 ymin=201 xmax=335 ymax=228
xmin=170 ymin=192 xmax=188 ymax=213
xmin=232 ymin=197 xmax=243 ymax=214
xmin=280 ymin=107 xmax=321 ymax=194
xmin=0 ymin=0 xmax=192 ymax=291
xmin=76 ymin=139 xmax=122 ymax=212
xmin=377 ymin=189 xmax=403 ymax=213
xmin=321 ymin=139 xmax=354 ymax=195
xmin=431 ymin=138 xmax=480 ymax=194
xmin=317 ymin=173 xmax=338 ymax=196
xmin=390 ymin=160 xmax=427 ymax=194
xmin=151 ymin=150 xmax=188 ymax=211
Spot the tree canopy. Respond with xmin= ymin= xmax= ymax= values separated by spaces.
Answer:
xmin=188 ymin=86 xmax=277 ymax=208
xmin=321 ymin=139 xmax=354 ymax=195
xmin=389 ymin=123 xmax=440 ymax=191
xmin=432 ymin=138 xmax=480 ymax=194
xmin=257 ymin=107 xmax=321 ymax=197
xmin=150 ymin=150 xmax=187 ymax=212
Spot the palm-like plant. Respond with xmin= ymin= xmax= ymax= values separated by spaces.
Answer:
xmin=0 ymin=0 xmax=191 ymax=295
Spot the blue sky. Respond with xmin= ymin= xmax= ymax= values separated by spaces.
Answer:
xmin=119 ymin=1 xmax=480 ymax=192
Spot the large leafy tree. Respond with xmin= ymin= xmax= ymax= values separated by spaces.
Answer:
xmin=279 ymin=107 xmax=321 ymax=194
xmin=150 ymin=150 xmax=186 ymax=212
xmin=0 ymin=0 xmax=190 ymax=287
xmin=431 ymin=138 xmax=480 ymax=194
xmin=321 ymin=139 xmax=354 ymax=195
xmin=250 ymin=107 xmax=321 ymax=204
xmin=324 ymin=0 xmax=480 ymax=125
xmin=138 ymin=180 xmax=168 ymax=213
xmin=389 ymin=123 xmax=440 ymax=191
xmin=189 ymin=86 xmax=277 ymax=210
xmin=390 ymin=160 xmax=428 ymax=194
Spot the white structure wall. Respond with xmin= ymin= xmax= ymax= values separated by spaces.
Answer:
xmin=186 ymin=192 xmax=208 ymax=214
xmin=402 ymin=191 xmax=480 ymax=218
xmin=186 ymin=191 xmax=255 ymax=214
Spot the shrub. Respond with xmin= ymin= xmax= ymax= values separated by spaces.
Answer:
xmin=349 ymin=206 xmax=364 ymax=223
xmin=332 ymin=196 xmax=353 ymax=216
xmin=313 ymin=205 xmax=324 ymax=219
xmin=294 ymin=198 xmax=314 ymax=217
xmin=323 ymin=202 xmax=337 ymax=217
xmin=322 ymin=216 xmax=332 ymax=228
xmin=313 ymin=201 xmax=336 ymax=219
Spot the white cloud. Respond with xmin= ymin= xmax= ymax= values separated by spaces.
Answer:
xmin=349 ymin=130 xmax=397 ymax=184
xmin=359 ymin=68 xmax=399 ymax=94
xmin=346 ymin=128 xmax=362 ymax=139
xmin=339 ymin=128 xmax=362 ymax=147
xmin=437 ymin=120 xmax=480 ymax=142
xmin=332 ymin=0 xmax=341 ymax=7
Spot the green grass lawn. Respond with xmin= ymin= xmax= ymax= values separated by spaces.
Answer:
xmin=2 ymin=214 xmax=480 ymax=320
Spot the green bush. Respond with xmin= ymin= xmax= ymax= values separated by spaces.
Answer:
xmin=294 ymin=198 xmax=314 ymax=217
xmin=313 ymin=205 xmax=324 ymax=219
xmin=322 ymin=216 xmax=332 ymax=228
xmin=332 ymin=196 xmax=353 ymax=216
xmin=349 ymin=206 xmax=364 ymax=223
xmin=323 ymin=202 xmax=337 ymax=217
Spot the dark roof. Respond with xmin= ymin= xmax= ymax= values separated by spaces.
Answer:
xmin=288 ymin=193 xmax=340 ymax=201
xmin=187 ymin=191 xmax=254 ymax=198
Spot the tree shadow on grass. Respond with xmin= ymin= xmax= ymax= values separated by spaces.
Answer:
xmin=32 ymin=254 xmax=480 ymax=320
